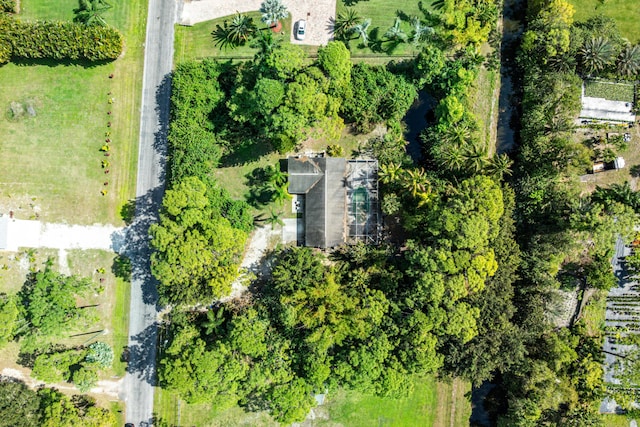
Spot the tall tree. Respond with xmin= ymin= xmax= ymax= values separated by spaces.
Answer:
xmin=580 ymin=37 xmax=614 ymax=74
xmin=212 ymin=13 xmax=257 ymax=49
xmin=617 ymin=44 xmax=640 ymax=76
xmin=150 ymin=177 xmax=247 ymax=305
xmin=333 ymin=8 xmax=361 ymax=41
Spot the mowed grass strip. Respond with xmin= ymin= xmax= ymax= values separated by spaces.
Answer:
xmin=0 ymin=0 xmax=145 ymax=225
xmin=569 ymin=0 xmax=640 ymax=43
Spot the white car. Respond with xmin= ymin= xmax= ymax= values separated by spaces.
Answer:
xmin=296 ymin=20 xmax=306 ymax=41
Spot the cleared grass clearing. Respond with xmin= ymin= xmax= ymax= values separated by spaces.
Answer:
xmin=469 ymin=63 xmax=499 ymax=155
xmin=0 ymin=0 xmax=146 ymax=225
xmin=336 ymin=0 xmax=426 ymax=57
xmin=174 ymin=14 xmax=296 ymax=63
xmin=569 ymin=0 xmax=640 ymax=43
xmin=584 ymin=80 xmax=635 ymax=103
xmin=154 ymin=375 xmax=465 ymax=427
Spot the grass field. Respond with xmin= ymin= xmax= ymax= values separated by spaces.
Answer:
xmin=0 ymin=0 xmax=146 ymax=225
xmin=584 ymin=80 xmax=636 ymax=103
xmin=336 ymin=0 xmax=426 ymax=57
xmin=569 ymin=0 xmax=640 ymax=43
xmin=154 ymin=376 xmax=471 ymax=427
xmin=175 ymin=14 xmax=297 ymax=63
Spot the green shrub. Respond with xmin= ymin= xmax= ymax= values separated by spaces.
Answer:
xmin=0 ymin=0 xmax=16 ymax=13
xmin=0 ymin=15 xmax=123 ymax=62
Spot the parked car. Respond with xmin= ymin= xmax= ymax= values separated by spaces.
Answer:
xmin=296 ymin=20 xmax=306 ymax=40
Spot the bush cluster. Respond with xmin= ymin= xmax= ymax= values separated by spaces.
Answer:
xmin=0 ymin=0 xmax=16 ymax=13
xmin=0 ymin=15 xmax=123 ymax=64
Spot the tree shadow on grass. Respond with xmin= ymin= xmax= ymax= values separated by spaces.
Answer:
xmin=220 ymin=139 xmax=273 ymax=168
xmin=9 ymin=57 xmax=112 ymax=68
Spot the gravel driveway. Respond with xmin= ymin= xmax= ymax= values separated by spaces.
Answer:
xmin=178 ymin=0 xmax=336 ymax=46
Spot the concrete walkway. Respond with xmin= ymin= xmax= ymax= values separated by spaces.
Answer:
xmin=1 ymin=218 xmax=122 ymax=252
xmin=178 ymin=0 xmax=336 ymax=46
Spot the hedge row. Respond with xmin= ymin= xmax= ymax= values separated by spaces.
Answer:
xmin=0 ymin=0 xmax=16 ymax=13
xmin=0 ymin=15 xmax=123 ymax=64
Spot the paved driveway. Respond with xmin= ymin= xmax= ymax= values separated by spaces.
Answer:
xmin=178 ymin=0 xmax=335 ymax=46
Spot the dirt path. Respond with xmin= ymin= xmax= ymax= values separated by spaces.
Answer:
xmin=1 ymin=367 xmax=122 ymax=398
xmin=3 ymin=218 xmax=123 ymax=252
xmin=223 ymin=225 xmax=280 ymax=301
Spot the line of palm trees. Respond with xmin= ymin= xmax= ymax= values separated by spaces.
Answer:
xmin=333 ymin=8 xmax=434 ymax=47
xmin=580 ymin=37 xmax=640 ymax=76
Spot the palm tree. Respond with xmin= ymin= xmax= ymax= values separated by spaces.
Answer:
xmin=486 ymin=153 xmax=513 ymax=179
xmin=401 ymin=168 xmax=430 ymax=198
xmin=265 ymin=209 xmax=285 ymax=229
xmin=352 ymin=18 xmax=371 ymax=46
xmin=272 ymin=184 xmax=292 ymax=205
xmin=260 ymin=0 xmax=289 ymax=29
xmin=73 ymin=0 xmax=112 ymax=26
xmin=433 ymin=143 xmax=466 ymax=173
xmin=617 ymin=44 xmax=640 ymax=77
xmin=267 ymin=163 xmax=288 ymax=188
xmin=203 ymin=307 xmax=225 ymax=336
xmin=410 ymin=16 xmax=434 ymax=46
xmin=212 ymin=13 xmax=257 ymax=49
xmin=463 ymin=143 xmax=489 ymax=174
xmin=378 ymin=162 xmax=402 ymax=184
xmin=252 ymin=30 xmax=282 ymax=63
xmin=442 ymin=122 xmax=472 ymax=146
xmin=333 ymin=8 xmax=361 ymax=41
xmin=384 ymin=18 xmax=408 ymax=43
xmin=580 ymin=37 xmax=615 ymax=75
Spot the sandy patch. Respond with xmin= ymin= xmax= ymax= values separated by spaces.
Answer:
xmin=3 ymin=219 xmax=122 ymax=252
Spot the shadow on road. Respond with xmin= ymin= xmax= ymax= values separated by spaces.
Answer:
xmin=126 ymin=322 xmax=159 ymax=385
xmin=153 ymin=73 xmax=171 ymax=184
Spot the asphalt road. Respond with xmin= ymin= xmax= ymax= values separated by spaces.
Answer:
xmin=123 ymin=0 xmax=176 ymax=424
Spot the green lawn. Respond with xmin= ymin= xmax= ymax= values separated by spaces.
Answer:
xmin=336 ymin=0 xmax=427 ymax=58
xmin=584 ymin=80 xmax=635 ymax=103
xmin=569 ymin=0 xmax=640 ymax=43
xmin=175 ymin=14 xmax=298 ymax=63
xmin=316 ymin=377 xmax=439 ymax=427
xmin=0 ymin=0 xmax=146 ymax=225
xmin=154 ymin=375 xmax=468 ymax=427
xmin=604 ymin=414 xmax=636 ymax=426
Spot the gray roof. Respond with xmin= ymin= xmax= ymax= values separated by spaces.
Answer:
xmin=288 ymin=157 xmax=346 ymax=248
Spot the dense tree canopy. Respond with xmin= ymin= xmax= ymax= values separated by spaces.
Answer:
xmin=150 ymin=177 xmax=247 ymax=305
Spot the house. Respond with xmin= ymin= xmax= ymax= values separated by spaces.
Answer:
xmin=287 ymin=155 xmax=380 ymax=248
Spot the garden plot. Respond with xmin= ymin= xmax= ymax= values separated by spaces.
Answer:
xmin=580 ymin=81 xmax=636 ymax=124
xmin=601 ymin=237 xmax=640 ymax=412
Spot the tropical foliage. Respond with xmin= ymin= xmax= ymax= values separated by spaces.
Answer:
xmin=260 ymin=0 xmax=289 ymax=27
xmin=73 ymin=0 xmax=112 ymax=26
xmin=0 ymin=15 xmax=123 ymax=63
